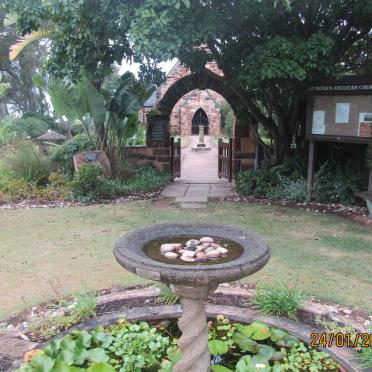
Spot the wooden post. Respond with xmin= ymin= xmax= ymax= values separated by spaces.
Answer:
xmin=228 ymin=138 xmax=233 ymax=182
xmin=170 ymin=137 xmax=175 ymax=181
xmin=307 ymin=141 xmax=316 ymax=201
xmin=218 ymin=138 xmax=222 ymax=178
xmin=254 ymin=143 xmax=260 ymax=170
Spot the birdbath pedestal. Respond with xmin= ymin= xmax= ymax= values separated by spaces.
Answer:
xmin=114 ymin=223 xmax=270 ymax=372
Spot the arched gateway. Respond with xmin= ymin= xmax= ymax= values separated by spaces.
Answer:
xmin=128 ymin=62 xmax=257 ymax=181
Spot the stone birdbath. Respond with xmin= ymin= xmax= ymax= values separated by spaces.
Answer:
xmin=114 ymin=222 xmax=270 ymax=372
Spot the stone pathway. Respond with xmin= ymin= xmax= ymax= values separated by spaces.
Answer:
xmin=179 ymin=136 xmax=224 ymax=183
xmin=161 ymin=136 xmax=234 ymax=208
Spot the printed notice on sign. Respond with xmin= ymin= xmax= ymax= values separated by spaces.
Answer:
xmin=312 ymin=111 xmax=325 ymax=134
xmin=335 ymin=103 xmax=350 ymax=123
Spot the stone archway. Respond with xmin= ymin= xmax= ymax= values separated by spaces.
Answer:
xmin=153 ymin=65 xmax=257 ymax=177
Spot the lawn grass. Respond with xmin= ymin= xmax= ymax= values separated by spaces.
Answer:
xmin=0 ymin=201 xmax=371 ymax=319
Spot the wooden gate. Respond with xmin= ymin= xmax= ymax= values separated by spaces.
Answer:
xmin=218 ymin=138 xmax=233 ymax=182
xmin=170 ymin=137 xmax=181 ymax=180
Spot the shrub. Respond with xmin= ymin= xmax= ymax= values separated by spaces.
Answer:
xmin=268 ymin=176 xmax=308 ymax=202
xmin=2 ymin=141 xmax=51 ymax=184
xmin=121 ymin=165 xmax=169 ymax=193
xmin=12 ymin=116 xmax=49 ymax=138
xmin=0 ymin=116 xmax=18 ymax=145
xmin=0 ymin=178 xmax=31 ymax=203
xmin=312 ymin=159 xmax=364 ymax=204
xmin=71 ymin=164 xmax=114 ymax=202
xmin=235 ymin=163 xmax=278 ymax=198
xmin=250 ymin=282 xmax=306 ymax=320
xmin=51 ymin=134 xmax=96 ymax=177
xmin=269 ymin=156 xmax=307 ymax=180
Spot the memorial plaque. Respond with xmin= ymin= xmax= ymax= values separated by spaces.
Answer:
xmin=73 ymin=150 xmax=111 ymax=176
xmin=147 ymin=114 xmax=169 ymax=146
xmin=150 ymin=119 xmax=166 ymax=142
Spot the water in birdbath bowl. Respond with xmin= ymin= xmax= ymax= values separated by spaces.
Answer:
xmin=143 ymin=236 xmax=244 ymax=265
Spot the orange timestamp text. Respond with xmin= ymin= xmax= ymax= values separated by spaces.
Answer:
xmin=310 ymin=332 xmax=371 ymax=348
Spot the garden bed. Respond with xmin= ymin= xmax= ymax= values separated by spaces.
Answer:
xmin=0 ymin=190 xmax=161 ymax=210
xmin=228 ymin=195 xmax=372 ymax=227
xmin=0 ymin=284 xmax=369 ymax=371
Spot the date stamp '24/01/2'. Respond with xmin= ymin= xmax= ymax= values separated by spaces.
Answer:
xmin=310 ymin=333 xmax=371 ymax=348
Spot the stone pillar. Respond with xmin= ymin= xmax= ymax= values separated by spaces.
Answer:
xmin=170 ymin=284 xmax=217 ymax=372
xmin=199 ymin=125 xmax=205 ymax=144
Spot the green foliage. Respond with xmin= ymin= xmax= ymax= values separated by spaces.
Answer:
xmin=107 ymin=320 xmax=170 ymax=371
xmin=209 ymin=340 xmax=229 ymax=356
xmin=314 ymin=317 xmax=357 ymax=341
xmin=2 ymin=141 xmax=51 ymax=184
xmin=18 ymin=316 xmax=340 ymax=372
xmin=51 ymin=134 xmax=96 ymax=177
xmin=235 ymin=164 xmax=278 ymax=198
xmin=6 ymin=0 xmax=372 ymax=163
xmin=120 ymin=165 xmax=170 ymax=193
xmin=36 ymin=71 xmax=154 ymax=166
xmin=0 ymin=82 xmax=10 ymax=100
xmin=71 ymin=164 xmax=112 ymax=202
xmin=12 ymin=116 xmax=49 ymax=138
xmin=312 ymin=159 xmax=364 ymax=204
xmin=220 ymin=101 xmax=234 ymax=138
xmin=267 ymin=176 xmax=308 ymax=202
xmin=236 ymin=153 xmax=365 ymax=205
xmin=0 ymin=116 xmax=18 ymax=145
xmin=156 ymin=284 xmax=179 ymax=306
xmin=250 ymin=282 xmax=306 ymax=320
xmin=358 ymin=345 xmax=372 ymax=370
xmin=281 ymin=342 xmax=339 ymax=371
xmin=27 ymin=290 xmax=96 ymax=341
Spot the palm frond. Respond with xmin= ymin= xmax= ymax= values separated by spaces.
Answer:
xmin=9 ymin=29 xmax=50 ymax=61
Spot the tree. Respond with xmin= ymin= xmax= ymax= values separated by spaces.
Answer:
xmin=0 ymin=11 xmax=50 ymax=115
xmin=35 ymin=71 xmax=154 ymax=165
xmin=5 ymin=0 xmax=371 ymax=163
xmin=220 ymin=101 xmax=234 ymax=138
xmin=129 ymin=0 xmax=372 ymax=163
xmin=3 ymin=0 xmax=139 ymax=86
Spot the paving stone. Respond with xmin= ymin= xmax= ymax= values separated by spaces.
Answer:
xmin=176 ymin=136 xmax=225 ymax=184
xmin=161 ymin=185 xmax=188 ymax=197
xmin=175 ymin=196 xmax=208 ymax=203
xmin=180 ymin=203 xmax=206 ymax=209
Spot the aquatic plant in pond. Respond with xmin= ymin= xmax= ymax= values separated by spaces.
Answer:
xmin=17 ymin=317 xmax=340 ymax=371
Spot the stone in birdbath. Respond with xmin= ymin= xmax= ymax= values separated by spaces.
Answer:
xmin=114 ymin=222 xmax=270 ymax=372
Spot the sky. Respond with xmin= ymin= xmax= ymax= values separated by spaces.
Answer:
xmin=119 ymin=59 xmax=177 ymax=77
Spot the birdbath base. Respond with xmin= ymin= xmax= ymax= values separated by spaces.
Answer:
xmin=170 ymin=284 xmax=218 ymax=372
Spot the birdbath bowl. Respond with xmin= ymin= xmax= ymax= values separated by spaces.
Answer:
xmin=114 ymin=222 xmax=270 ymax=372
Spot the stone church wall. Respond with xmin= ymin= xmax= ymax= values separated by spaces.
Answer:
xmin=154 ymin=62 xmax=227 ymax=136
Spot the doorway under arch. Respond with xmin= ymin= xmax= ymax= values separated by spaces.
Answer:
xmin=191 ymin=108 xmax=209 ymax=135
